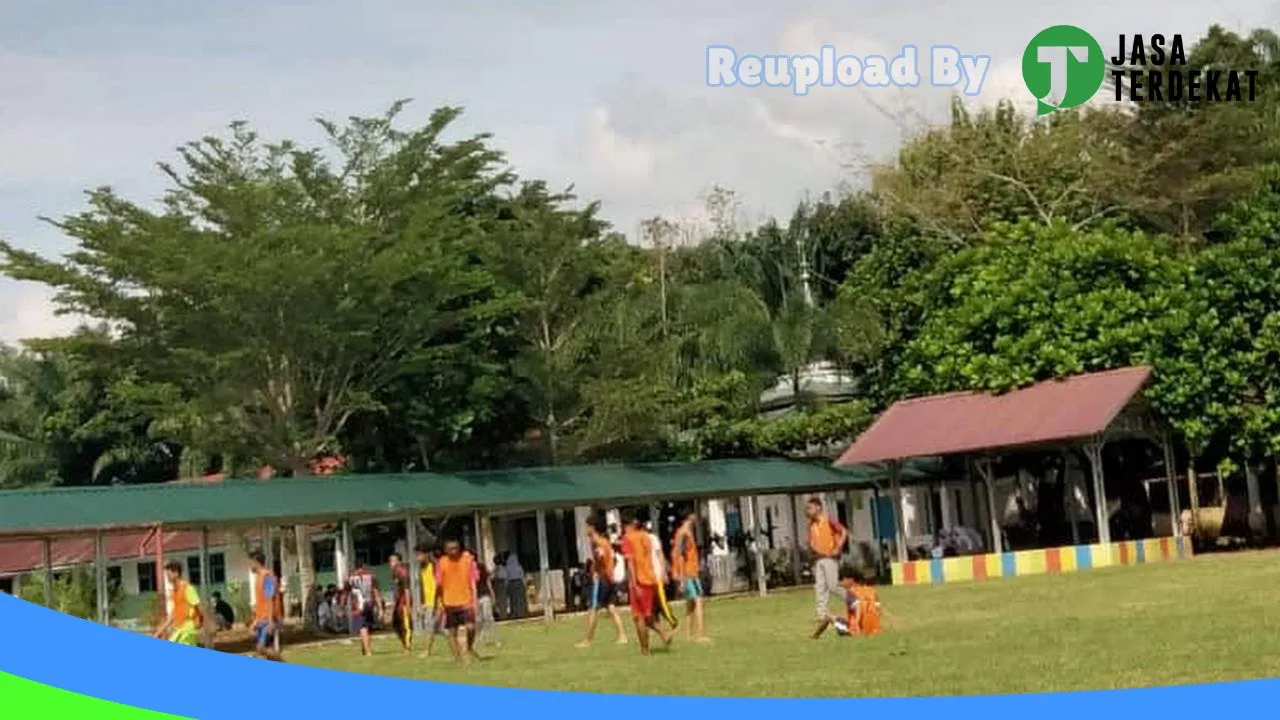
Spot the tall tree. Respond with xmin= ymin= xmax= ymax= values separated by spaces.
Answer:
xmin=0 ymin=101 xmax=519 ymax=617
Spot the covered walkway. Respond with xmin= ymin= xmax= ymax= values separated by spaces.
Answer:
xmin=0 ymin=457 xmax=940 ymax=645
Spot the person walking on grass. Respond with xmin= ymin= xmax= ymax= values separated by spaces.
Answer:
xmin=621 ymin=515 xmax=674 ymax=656
xmin=804 ymin=496 xmax=847 ymax=636
xmin=577 ymin=518 xmax=628 ymax=648
xmin=435 ymin=538 xmax=482 ymax=665
xmin=155 ymin=561 xmax=203 ymax=647
xmin=414 ymin=544 xmax=447 ymax=658
xmin=671 ymin=512 xmax=710 ymax=643
xmin=247 ymin=552 xmax=283 ymax=662
xmin=347 ymin=561 xmax=381 ymax=657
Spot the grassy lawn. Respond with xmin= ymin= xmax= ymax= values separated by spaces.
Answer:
xmin=285 ymin=551 xmax=1280 ymax=697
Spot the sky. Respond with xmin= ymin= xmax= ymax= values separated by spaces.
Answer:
xmin=2 ymin=0 xmax=1278 ymax=342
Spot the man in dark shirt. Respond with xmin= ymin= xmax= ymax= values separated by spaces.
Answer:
xmin=211 ymin=591 xmax=235 ymax=630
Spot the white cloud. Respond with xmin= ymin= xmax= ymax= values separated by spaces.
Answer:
xmin=0 ymin=283 xmax=84 ymax=345
xmin=584 ymin=105 xmax=658 ymax=190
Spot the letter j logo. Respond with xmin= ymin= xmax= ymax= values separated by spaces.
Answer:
xmin=1022 ymin=25 xmax=1105 ymax=115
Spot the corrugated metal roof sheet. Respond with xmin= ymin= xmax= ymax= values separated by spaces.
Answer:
xmin=834 ymin=367 xmax=1153 ymax=467
xmin=0 ymin=458 xmax=925 ymax=538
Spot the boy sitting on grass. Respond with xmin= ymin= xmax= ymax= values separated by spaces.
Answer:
xmin=812 ymin=568 xmax=883 ymax=639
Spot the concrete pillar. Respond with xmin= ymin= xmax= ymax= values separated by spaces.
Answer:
xmin=336 ymin=520 xmax=352 ymax=587
xmin=1161 ymin=438 xmax=1182 ymax=538
xmin=939 ymin=481 xmax=955 ymax=529
xmin=536 ymin=509 xmax=552 ymax=623
xmin=573 ymin=506 xmax=592 ymax=563
xmin=41 ymin=538 xmax=53 ymax=608
xmin=94 ymin=532 xmax=108 ymax=625
xmin=1245 ymin=462 xmax=1264 ymax=535
xmin=1085 ymin=442 xmax=1110 ymax=545
xmin=706 ymin=499 xmax=729 ymax=556
xmin=890 ymin=469 xmax=909 ymax=563
xmin=406 ymin=516 xmax=422 ymax=622
xmin=747 ymin=496 xmax=767 ymax=597
xmin=976 ymin=458 xmax=1004 ymax=554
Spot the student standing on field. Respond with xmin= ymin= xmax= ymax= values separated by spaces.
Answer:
xmin=621 ymin=515 xmax=674 ymax=656
xmin=671 ymin=512 xmax=710 ymax=643
xmin=804 ymin=496 xmax=847 ymax=633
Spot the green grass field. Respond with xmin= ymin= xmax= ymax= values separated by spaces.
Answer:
xmin=287 ymin=551 xmax=1280 ymax=697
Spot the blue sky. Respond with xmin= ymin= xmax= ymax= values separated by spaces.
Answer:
xmin=3 ymin=0 xmax=1277 ymax=341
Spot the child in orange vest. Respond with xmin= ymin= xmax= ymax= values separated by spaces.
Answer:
xmin=812 ymin=569 xmax=883 ymax=639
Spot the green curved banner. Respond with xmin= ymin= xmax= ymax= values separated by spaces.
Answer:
xmin=0 ymin=671 xmax=189 ymax=719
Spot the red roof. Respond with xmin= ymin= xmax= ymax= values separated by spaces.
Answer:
xmin=834 ymin=366 xmax=1153 ymax=466
xmin=0 ymin=530 xmax=230 ymax=576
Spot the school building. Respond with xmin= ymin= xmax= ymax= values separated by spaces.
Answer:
xmin=0 ymin=365 xmax=1220 ymax=634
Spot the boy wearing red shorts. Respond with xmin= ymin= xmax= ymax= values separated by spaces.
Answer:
xmin=621 ymin=515 xmax=674 ymax=655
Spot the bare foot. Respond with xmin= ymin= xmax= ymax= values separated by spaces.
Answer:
xmin=695 ymin=636 xmax=712 ymax=644
xmin=575 ymin=640 xmax=592 ymax=649
xmin=614 ymin=637 xmax=628 ymax=645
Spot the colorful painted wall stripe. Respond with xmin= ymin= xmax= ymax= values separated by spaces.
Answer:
xmin=889 ymin=536 xmax=1191 ymax=586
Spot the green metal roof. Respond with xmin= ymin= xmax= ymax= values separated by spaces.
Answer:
xmin=0 ymin=458 xmax=939 ymax=537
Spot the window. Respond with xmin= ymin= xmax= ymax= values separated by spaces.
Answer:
xmin=137 ymin=561 xmax=157 ymax=593
xmin=313 ymin=539 xmax=336 ymax=573
xmin=185 ymin=553 xmax=227 ymax=586
xmin=208 ymin=552 xmax=226 ymax=584
xmin=107 ymin=566 xmax=122 ymax=592
xmin=0 ymin=577 xmax=12 ymax=594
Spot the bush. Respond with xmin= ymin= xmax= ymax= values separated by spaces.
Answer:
xmin=18 ymin=568 xmax=122 ymax=621
xmin=763 ymin=548 xmax=797 ymax=588
xmin=224 ymin=578 xmax=251 ymax=627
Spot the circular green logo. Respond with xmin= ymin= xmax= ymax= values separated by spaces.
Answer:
xmin=1021 ymin=25 xmax=1105 ymax=115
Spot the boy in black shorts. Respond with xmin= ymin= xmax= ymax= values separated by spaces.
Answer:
xmin=577 ymin=519 xmax=628 ymax=648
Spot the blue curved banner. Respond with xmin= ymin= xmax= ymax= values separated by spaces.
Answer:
xmin=0 ymin=592 xmax=1273 ymax=718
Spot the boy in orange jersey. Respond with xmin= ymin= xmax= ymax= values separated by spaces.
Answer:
xmin=804 ymin=496 xmax=847 ymax=635
xmin=620 ymin=514 xmax=674 ymax=656
xmin=155 ymin=561 xmax=203 ymax=647
xmin=671 ymin=512 xmax=710 ymax=643
xmin=577 ymin=518 xmax=628 ymax=648
xmin=812 ymin=569 xmax=883 ymax=639
xmin=248 ymin=551 xmax=284 ymax=661
xmin=435 ymin=538 xmax=482 ymax=664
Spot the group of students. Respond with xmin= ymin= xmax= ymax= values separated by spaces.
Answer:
xmin=577 ymin=511 xmax=711 ymax=655
xmin=152 ymin=550 xmax=285 ymax=662
xmin=379 ymin=539 xmax=498 ymax=664
xmin=151 ymin=499 xmax=884 ymax=664
xmin=803 ymin=496 xmax=884 ymax=640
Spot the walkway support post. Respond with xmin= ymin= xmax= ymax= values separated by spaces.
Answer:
xmin=94 ymin=532 xmax=108 ymax=625
xmin=1161 ymin=434 xmax=1182 ymax=539
xmin=976 ymin=457 xmax=1004 ymax=555
xmin=536 ymin=508 xmax=552 ymax=623
xmin=747 ymin=496 xmax=767 ymax=597
xmin=198 ymin=527 xmax=212 ymax=647
xmin=1084 ymin=441 xmax=1110 ymax=545
xmin=337 ymin=519 xmax=353 ymax=588
xmin=41 ymin=538 xmax=53 ymax=608
xmin=788 ymin=495 xmax=803 ymax=585
xmin=405 ymin=515 xmax=422 ymax=631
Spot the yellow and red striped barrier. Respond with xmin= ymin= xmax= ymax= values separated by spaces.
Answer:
xmin=890 ymin=536 xmax=1191 ymax=586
